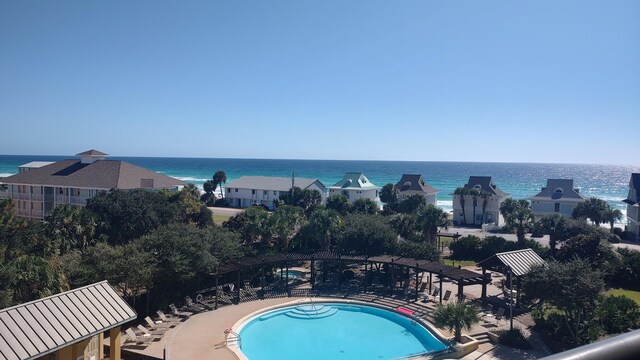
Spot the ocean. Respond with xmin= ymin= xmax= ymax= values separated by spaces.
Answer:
xmin=0 ymin=155 xmax=637 ymax=216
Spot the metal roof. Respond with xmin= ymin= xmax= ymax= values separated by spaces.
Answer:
xmin=224 ymin=176 xmax=325 ymax=192
xmin=477 ymin=248 xmax=546 ymax=277
xmin=0 ymin=281 xmax=137 ymax=360
xmin=328 ymin=173 xmax=379 ymax=190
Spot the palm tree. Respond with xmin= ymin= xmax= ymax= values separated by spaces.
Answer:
xmin=499 ymin=198 xmax=533 ymax=244
xmin=432 ymin=301 xmax=480 ymax=343
xmin=603 ymin=207 xmax=623 ymax=233
xmin=538 ymin=214 xmax=566 ymax=257
xmin=454 ymin=187 xmax=469 ymax=225
xmin=572 ymin=197 xmax=608 ymax=226
xmin=212 ymin=171 xmax=227 ymax=199
xmin=415 ymin=204 xmax=450 ymax=244
xmin=480 ymin=191 xmax=490 ymax=224
xmin=470 ymin=188 xmax=480 ymax=225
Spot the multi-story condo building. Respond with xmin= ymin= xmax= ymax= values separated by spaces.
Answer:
xmin=224 ymin=176 xmax=326 ymax=210
xmin=452 ymin=176 xmax=509 ymax=226
xmin=327 ymin=172 xmax=380 ymax=204
xmin=529 ymin=179 xmax=585 ymax=217
xmin=623 ymin=173 xmax=640 ymax=242
xmin=0 ymin=150 xmax=185 ymax=220
xmin=394 ymin=174 xmax=439 ymax=205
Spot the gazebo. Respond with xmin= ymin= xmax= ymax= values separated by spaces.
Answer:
xmin=477 ymin=248 xmax=545 ymax=306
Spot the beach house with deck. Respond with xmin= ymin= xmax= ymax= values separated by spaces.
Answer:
xmin=0 ymin=150 xmax=185 ymax=220
xmin=452 ymin=176 xmax=509 ymax=226
xmin=529 ymin=179 xmax=585 ymax=217
xmin=394 ymin=174 xmax=439 ymax=205
xmin=623 ymin=173 xmax=640 ymax=242
xmin=327 ymin=172 xmax=379 ymax=204
xmin=224 ymin=176 xmax=326 ymax=210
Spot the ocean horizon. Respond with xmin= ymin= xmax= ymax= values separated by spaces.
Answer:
xmin=1 ymin=154 xmax=638 ymax=216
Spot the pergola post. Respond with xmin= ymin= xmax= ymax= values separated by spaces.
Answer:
xmin=311 ymin=256 xmax=315 ymax=290
xmin=338 ymin=258 xmax=342 ymax=290
xmin=214 ymin=268 xmax=219 ymax=310
xmin=481 ymin=268 xmax=487 ymax=306
xmin=414 ymin=265 xmax=419 ymax=301
xmin=439 ymin=269 xmax=443 ymax=304
xmin=390 ymin=261 xmax=395 ymax=296
xmin=458 ymin=276 xmax=464 ymax=301
xmin=363 ymin=262 xmax=368 ymax=292
xmin=109 ymin=326 xmax=121 ymax=360
xmin=516 ymin=276 xmax=521 ymax=306
xmin=285 ymin=260 xmax=289 ymax=294
xmin=236 ymin=269 xmax=241 ymax=304
xmin=429 ymin=272 xmax=433 ymax=294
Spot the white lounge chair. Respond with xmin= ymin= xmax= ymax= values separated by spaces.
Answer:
xmin=124 ymin=328 xmax=153 ymax=346
xmin=136 ymin=324 xmax=164 ymax=338
xmin=169 ymin=303 xmax=193 ymax=318
xmin=156 ymin=310 xmax=182 ymax=325
xmin=145 ymin=316 xmax=173 ymax=330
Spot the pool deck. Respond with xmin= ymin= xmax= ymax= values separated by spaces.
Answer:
xmin=118 ymin=266 xmax=552 ymax=359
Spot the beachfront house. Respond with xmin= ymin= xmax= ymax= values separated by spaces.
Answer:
xmin=327 ymin=172 xmax=380 ymax=204
xmin=0 ymin=149 xmax=185 ymax=220
xmin=529 ymin=179 xmax=585 ymax=217
xmin=623 ymin=173 xmax=640 ymax=242
xmin=452 ymin=176 xmax=509 ymax=226
xmin=224 ymin=176 xmax=326 ymax=210
xmin=394 ymin=174 xmax=439 ymax=205
xmin=0 ymin=281 xmax=136 ymax=360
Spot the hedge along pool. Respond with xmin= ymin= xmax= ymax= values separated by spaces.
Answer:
xmin=236 ymin=302 xmax=450 ymax=360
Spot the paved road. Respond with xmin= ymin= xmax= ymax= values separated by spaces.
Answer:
xmin=446 ymin=226 xmax=551 ymax=247
xmin=208 ymin=206 xmax=243 ymax=217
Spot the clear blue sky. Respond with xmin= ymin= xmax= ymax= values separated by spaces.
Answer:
xmin=1 ymin=1 xmax=638 ymax=164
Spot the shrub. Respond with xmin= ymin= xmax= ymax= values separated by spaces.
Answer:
xmin=620 ymin=230 xmax=633 ymax=241
xmin=449 ymin=236 xmax=482 ymax=260
xmin=594 ymin=294 xmax=640 ymax=334
xmin=496 ymin=328 xmax=532 ymax=349
xmin=607 ymin=234 xmax=621 ymax=243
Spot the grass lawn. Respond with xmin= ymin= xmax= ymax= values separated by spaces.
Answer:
xmin=213 ymin=214 xmax=231 ymax=225
xmin=606 ymin=289 xmax=640 ymax=305
xmin=440 ymin=258 xmax=477 ymax=268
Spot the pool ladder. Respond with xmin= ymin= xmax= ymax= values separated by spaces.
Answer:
xmin=224 ymin=329 xmax=242 ymax=348
xmin=300 ymin=297 xmax=320 ymax=317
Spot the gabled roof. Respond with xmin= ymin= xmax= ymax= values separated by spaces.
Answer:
xmin=394 ymin=174 xmax=439 ymax=194
xmin=2 ymin=159 xmax=185 ymax=189
xmin=76 ymin=149 xmax=108 ymax=156
xmin=529 ymin=179 xmax=584 ymax=202
xmin=225 ymin=176 xmax=325 ymax=192
xmin=328 ymin=172 xmax=379 ymax=190
xmin=0 ymin=281 xmax=136 ymax=360
xmin=463 ymin=176 xmax=508 ymax=197
xmin=477 ymin=248 xmax=546 ymax=277
xmin=624 ymin=173 xmax=640 ymax=205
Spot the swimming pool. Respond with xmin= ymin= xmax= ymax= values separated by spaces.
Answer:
xmin=237 ymin=302 xmax=450 ymax=360
xmin=275 ymin=269 xmax=305 ymax=279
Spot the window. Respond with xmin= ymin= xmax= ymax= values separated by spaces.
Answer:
xmin=555 ymin=203 xmax=560 ymax=212
xmin=252 ymin=190 xmax=256 ymax=194
xmin=235 ymin=188 xmax=238 ymax=192
xmin=263 ymin=190 xmax=268 ymax=195
xmin=59 ymin=188 xmax=64 ymax=195
xmin=274 ymin=191 xmax=277 ymax=195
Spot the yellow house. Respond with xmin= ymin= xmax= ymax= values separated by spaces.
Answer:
xmin=0 ymin=281 xmax=137 ymax=360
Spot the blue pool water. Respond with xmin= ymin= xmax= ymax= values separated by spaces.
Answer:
xmin=238 ymin=302 xmax=449 ymax=360
xmin=275 ymin=269 xmax=304 ymax=279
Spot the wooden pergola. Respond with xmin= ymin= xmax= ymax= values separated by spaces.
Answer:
xmin=207 ymin=251 xmax=485 ymax=309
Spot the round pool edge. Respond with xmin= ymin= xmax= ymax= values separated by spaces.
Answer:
xmin=227 ymin=298 xmax=453 ymax=360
